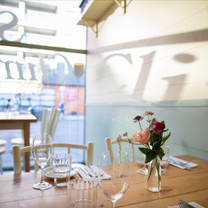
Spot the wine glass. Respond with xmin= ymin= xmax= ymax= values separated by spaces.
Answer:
xmin=98 ymin=150 xmax=131 ymax=208
xmin=137 ymin=148 xmax=148 ymax=175
xmin=31 ymin=133 xmax=53 ymax=190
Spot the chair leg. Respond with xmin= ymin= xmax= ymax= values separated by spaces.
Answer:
xmin=0 ymin=156 xmax=3 ymax=175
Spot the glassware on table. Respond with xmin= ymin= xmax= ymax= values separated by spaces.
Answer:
xmin=98 ymin=150 xmax=131 ymax=208
xmin=53 ymin=153 xmax=72 ymax=189
xmin=160 ymin=145 xmax=170 ymax=174
xmin=67 ymin=178 xmax=98 ymax=208
xmin=31 ymin=133 xmax=53 ymax=190
xmin=10 ymin=97 xmax=20 ymax=114
xmin=137 ymin=148 xmax=148 ymax=175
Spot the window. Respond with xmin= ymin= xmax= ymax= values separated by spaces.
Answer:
xmin=0 ymin=0 xmax=87 ymax=170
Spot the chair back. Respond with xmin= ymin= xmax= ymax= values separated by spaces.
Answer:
xmin=13 ymin=142 xmax=94 ymax=174
xmin=41 ymin=108 xmax=52 ymax=136
xmin=47 ymin=108 xmax=61 ymax=141
xmin=105 ymin=137 xmax=135 ymax=162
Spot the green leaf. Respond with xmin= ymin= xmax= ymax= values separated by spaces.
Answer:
xmin=155 ymin=150 xmax=165 ymax=160
xmin=145 ymin=151 xmax=156 ymax=163
xmin=163 ymin=132 xmax=171 ymax=143
xmin=139 ymin=147 xmax=150 ymax=154
xmin=163 ymin=129 xmax=169 ymax=132
xmin=154 ymin=141 xmax=161 ymax=150
xmin=151 ymin=132 xmax=158 ymax=143
xmin=161 ymin=120 xmax=166 ymax=129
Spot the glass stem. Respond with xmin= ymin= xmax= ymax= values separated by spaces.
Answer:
xmin=40 ymin=167 xmax=44 ymax=183
xmin=112 ymin=201 xmax=116 ymax=208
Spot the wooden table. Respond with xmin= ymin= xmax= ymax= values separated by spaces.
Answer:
xmin=0 ymin=112 xmax=37 ymax=172
xmin=0 ymin=155 xmax=208 ymax=207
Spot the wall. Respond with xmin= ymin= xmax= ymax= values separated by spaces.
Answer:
xmin=84 ymin=0 xmax=208 ymax=165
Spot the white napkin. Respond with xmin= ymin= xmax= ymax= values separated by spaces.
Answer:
xmin=167 ymin=202 xmax=204 ymax=208
xmin=168 ymin=156 xmax=198 ymax=169
xmin=88 ymin=165 xmax=111 ymax=180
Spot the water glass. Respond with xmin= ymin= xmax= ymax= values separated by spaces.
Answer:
xmin=53 ymin=153 xmax=72 ymax=188
xmin=160 ymin=146 xmax=170 ymax=174
xmin=67 ymin=178 xmax=98 ymax=208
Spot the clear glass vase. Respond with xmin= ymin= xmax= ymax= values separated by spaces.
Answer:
xmin=147 ymin=156 xmax=161 ymax=192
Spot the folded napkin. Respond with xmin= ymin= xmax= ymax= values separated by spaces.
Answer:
xmin=168 ymin=156 xmax=198 ymax=169
xmin=167 ymin=202 xmax=204 ymax=208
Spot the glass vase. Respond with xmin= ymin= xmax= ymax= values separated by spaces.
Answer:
xmin=147 ymin=156 xmax=161 ymax=192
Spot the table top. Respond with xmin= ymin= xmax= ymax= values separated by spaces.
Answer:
xmin=0 ymin=112 xmax=37 ymax=123
xmin=0 ymin=155 xmax=208 ymax=208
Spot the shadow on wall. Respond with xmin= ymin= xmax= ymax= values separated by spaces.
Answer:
xmin=174 ymin=54 xmax=196 ymax=63
xmin=95 ymin=29 xmax=208 ymax=53
xmin=88 ymin=28 xmax=208 ymax=102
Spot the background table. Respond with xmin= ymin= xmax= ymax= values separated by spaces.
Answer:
xmin=0 ymin=112 xmax=37 ymax=172
xmin=0 ymin=155 xmax=208 ymax=207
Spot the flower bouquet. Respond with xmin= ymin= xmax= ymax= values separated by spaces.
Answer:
xmin=117 ymin=111 xmax=171 ymax=192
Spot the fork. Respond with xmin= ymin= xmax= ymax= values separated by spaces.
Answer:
xmin=178 ymin=200 xmax=195 ymax=208
xmin=178 ymin=201 xmax=187 ymax=208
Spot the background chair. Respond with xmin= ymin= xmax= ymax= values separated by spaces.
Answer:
xmin=0 ymin=146 xmax=6 ymax=175
xmin=13 ymin=142 xmax=94 ymax=174
xmin=0 ymin=139 xmax=7 ymax=175
xmin=105 ymin=137 xmax=135 ymax=162
xmin=11 ymin=107 xmax=60 ymax=147
xmin=0 ymin=139 xmax=6 ymax=146
xmin=11 ymin=108 xmax=52 ymax=146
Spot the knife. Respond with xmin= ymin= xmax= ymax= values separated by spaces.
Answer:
xmin=179 ymin=199 xmax=195 ymax=208
xmin=79 ymin=167 xmax=92 ymax=179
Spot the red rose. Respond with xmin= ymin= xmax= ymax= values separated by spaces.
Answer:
xmin=152 ymin=121 xmax=164 ymax=134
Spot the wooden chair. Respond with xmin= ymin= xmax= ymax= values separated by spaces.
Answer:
xmin=0 ymin=146 xmax=6 ymax=175
xmin=105 ymin=137 xmax=135 ymax=162
xmin=0 ymin=139 xmax=6 ymax=146
xmin=0 ymin=139 xmax=6 ymax=175
xmin=11 ymin=107 xmax=60 ymax=150
xmin=46 ymin=108 xmax=61 ymax=141
xmin=11 ymin=108 xmax=53 ymax=146
xmin=13 ymin=142 xmax=94 ymax=174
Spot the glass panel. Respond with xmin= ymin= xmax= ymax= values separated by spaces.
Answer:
xmin=0 ymin=1 xmax=86 ymax=49
xmin=0 ymin=44 xmax=86 ymax=170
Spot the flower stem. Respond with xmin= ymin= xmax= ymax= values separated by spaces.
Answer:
xmin=138 ymin=121 xmax=142 ymax=130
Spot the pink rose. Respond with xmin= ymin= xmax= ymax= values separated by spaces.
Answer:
xmin=152 ymin=121 xmax=164 ymax=134
xmin=132 ymin=128 xmax=150 ymax=144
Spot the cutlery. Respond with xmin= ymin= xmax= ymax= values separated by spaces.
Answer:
xmin=169 ymin=159 xmax=191 ymax=170
xmin=87 ymin=166 xmax=104 ymax=177
xmin=86 ymin=166 xmax=103 ymax=182
xmin=178 ymin=199 xmax=195 ymax=208
xmin=79 ymin=167 xmax=92 ymax=179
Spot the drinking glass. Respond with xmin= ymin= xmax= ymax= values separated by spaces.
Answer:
xmin=98 ymin=150 xmax=131 ymax=208
xmin=137 ymin=148 xmax=148 ymax=175
xmin=31 ymin=133 xmax=53 ymax=190
xmin=10 ymin=97 xmax=20 ymax=114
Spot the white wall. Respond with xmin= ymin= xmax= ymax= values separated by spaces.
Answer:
xmin=84 ymin=0 xmax=208 ymax=164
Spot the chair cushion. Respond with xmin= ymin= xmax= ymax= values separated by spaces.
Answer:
xmin=11 ymin=138 xmax=41 ymax=145
xmin=0 ymin=146 xmax=5 ymax=154
xmin=0 ymin=140 xmax=6 ymax=146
